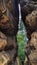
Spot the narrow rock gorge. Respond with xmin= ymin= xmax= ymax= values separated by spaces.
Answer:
xmin=0 ymin=0 xmax=37 ymax=65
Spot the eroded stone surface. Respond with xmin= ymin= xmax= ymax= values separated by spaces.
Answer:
xmin=0 ymin=51 xmax=11 ymax=65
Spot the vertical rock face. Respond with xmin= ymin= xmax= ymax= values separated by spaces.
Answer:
xmin=0 ymin=0 xmax=19 ymax=36
xmin=20 ymin=0 xmax=37 ymax=65
xmin=25 ymin=10 xmax=37 ymax=39
xmin=0 ymin=0 xmax=19 ymax=65
xmin=0 ymin=0 xmax=37 ymax=65
xmin=27 ymin=32 xmax=37 ymax=65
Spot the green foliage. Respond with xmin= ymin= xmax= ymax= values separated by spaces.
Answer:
xmin=17 ymin=31 xmax=27 ymax=62
xmin=17 ymin=20 xmax=27 ymax=64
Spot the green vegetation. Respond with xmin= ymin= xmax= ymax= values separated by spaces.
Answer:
xmin=17 ymin=21 xmax=27 ymax=64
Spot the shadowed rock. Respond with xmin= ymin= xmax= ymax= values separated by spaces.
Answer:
xmin=29 ymin=32 xmax=37 ymax=65
xmin=0 ymin=0 xmax=18 ymax=65
xmin=0 ymin=32 xmax=7 ymax=50
xmin=0 ymin=0 xmax=37 ymax=65
xmin=20 ymin=0 xmax=37 ymax=40
xmin=20 ymin=1 xmax=37 ymax=65
xmin=25 ymin=10 xmax=37 ymax=39
xmin=25 ymin=32 xmax=37 ymax=65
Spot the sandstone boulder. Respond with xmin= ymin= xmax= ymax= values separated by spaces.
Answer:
xmin=0 ymin=51 xmax=11 ymax=65
xmin=29 ymin=32 xmax=37 ymax=65
xmin=0 ymin=32 xmax=7 ymax=50
xmin=26 ymin=10 xmax=37 ymax=30
xmin=20 ymin=0 xmax=37 ymax=39
xmin=25 ymin=10 xmax=37 ymax=39
xmin=25 ymin=32 xmax=37 ymax=65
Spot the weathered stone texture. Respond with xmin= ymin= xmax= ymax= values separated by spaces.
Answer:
xmin=0 ymin=0 xmax=18 ymax=65
xmin=0 ymin=0 xmax=37 ymax=65
xmin=20 ymin=0 xmax=37 ymax=65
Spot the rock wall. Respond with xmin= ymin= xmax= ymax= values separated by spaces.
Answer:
xmin=0 ymin=0 xmax=37 ymax=65
xmin=0 ymin=0 xmax=19 ymax=65
xmin=20 ymin=0 xmax=37 ymax=65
